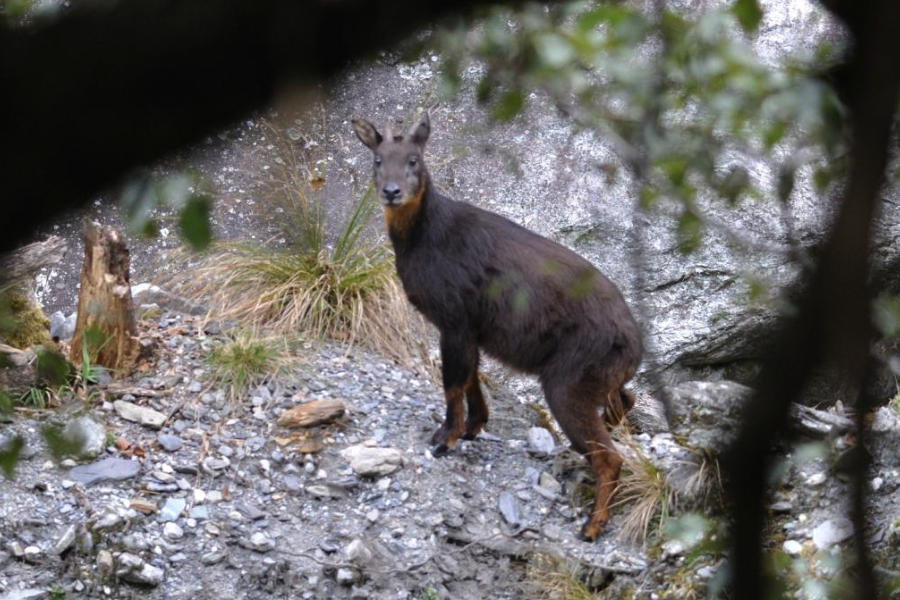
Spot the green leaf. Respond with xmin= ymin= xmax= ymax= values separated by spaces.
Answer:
xmin=677 ymin=210 xmax=703 ymax=254
xmin=777 ymin=165 xmax=795 ymax=203
xmin=577 ymin=6 xmax=636 ymax=32
xmin=179 ymin=196 xmax=213 ymax=250
xmin=42 ymin=423 xmax=88 ymax=462
xmin=762 ymin=121 xmax=787 ymax=149
xmin=732 ymin=0 xmax=763 ymax=33
xmin=476 ymin=76 xmax=494 ymax=104
xmin=0 ymin=392 xmax=12 ymax=414
xmin=0 ymin=435 xmax=23 ymax=478
xmin=493 ymin=89 xmax=525 ymax=121
xmin=34 ymin=346 xmax=70 ymax=386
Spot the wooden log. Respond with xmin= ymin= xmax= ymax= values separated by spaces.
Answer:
xmin=69 ymin=221 xmax=141 ymax=374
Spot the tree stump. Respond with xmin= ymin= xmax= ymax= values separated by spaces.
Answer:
xmin=69 ymin=221 xmax=141 ymax=374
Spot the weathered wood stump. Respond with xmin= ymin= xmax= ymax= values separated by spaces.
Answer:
xmin=69 ymin=221 xmax=141 ymax=374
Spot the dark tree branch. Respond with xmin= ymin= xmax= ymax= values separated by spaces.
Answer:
xmin=0 ymin=0 xmax=505 ymax=254
xmin=725 ymin=1 xmax=900 ymax=599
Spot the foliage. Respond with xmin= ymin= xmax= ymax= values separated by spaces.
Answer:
xmin=437 ymin=1 xmax=846 ymax=256
xmin=206 ymin=330 xmax=290 ymax=400
xmin=120 ymin=169 xmax=214 ymax=250
xmin=0 ymin=287 xmax=54 ymax=349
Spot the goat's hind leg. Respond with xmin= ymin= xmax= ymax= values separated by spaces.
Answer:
xmin=544 ymin=381 xmax=624 ymax=541
xmin=462 ymin=358 xmax=489 ymax=440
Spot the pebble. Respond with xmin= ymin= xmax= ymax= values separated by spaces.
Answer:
xmin=336 ymin=567 xmax=361 ymax=585
xmin=498 ymin=491 xmax=522 ymax=526
xmin=116 ymin=552 xmax=165 ymax=586
xmin=164 ymin=522 xmax=184 ymax=539
xmin=783 ymin=539 xmax=803 ymax=555
xmin=246 ymin=532 xmax=274 ymax=553
xmin=527 ymin=427 xmax=555 ymax=456
xmin=160 ymin=498 xmax=186 ymax=522
xmin=805 ymin=473 xmax=827 ymax=487
xmin=158 ymin=434 xmax=183 ymax=452
xmin=114 ymin=401 xmax=167 ymax=429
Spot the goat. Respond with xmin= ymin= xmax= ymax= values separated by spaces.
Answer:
xmin=351 ymin=112 xmax=642 ymax=540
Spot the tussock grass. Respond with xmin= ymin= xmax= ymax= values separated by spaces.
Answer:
xmin=174 ymin=119 xmax=435 ymax=378
xmin=207 ymin=330 xmax=290 ymax=400
xmin=611 ymin=436 xmax=677 ymax=546
xmin=526 ymin=553 xmax=595 ymax=600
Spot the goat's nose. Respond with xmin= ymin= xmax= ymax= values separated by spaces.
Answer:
xmin=383 ymin=184 xmax=401 ymax=201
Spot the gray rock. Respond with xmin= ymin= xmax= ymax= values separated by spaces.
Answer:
xmin=163 ymin=522 xmax=184 ymax=539
xmin=202 ymin=456 xmax=230 ymax=475
xmin=114 ymin=401 xmax=167 ymax=429
xmin=537 ymin=472 xmax=562 ymax=495
xmin=283 ymin=475 xmax=302 ymax=493
xmin=131 ymin=283 xmax=207 ymax=316
xmin=189 ymin=506 xmax=210 ymax=521
xmin=157 ymin=434 xmax=183 ymax=452
xmin=498 ymin=492 xmax=521 ymax=526
xmin=527 ymin=427 xmax=555 ymax=456
xmin=812 ymin=518 xmax=854 ymax=550
xmin=49 ymin=310 xmax=76 ymax=341
xmin=246 ymin=532 xmax=274 ymax=553
xmin=1 ymin=589 xmax=49 ymax=600
xmin=238 ymin=504 xmax=266 ymax=521
xmin=201 ymin=550 xmax=226 ymax=565
xmin=97 ymin=550 xmax=114 ymax=578
xmin=159 ymin=498 xmax=186 ymax=522
xmin=340 ymin=445 xmax=403 ymax=477
xmin=69 ymin=457 xmax=140 ymax=486
xmin=116 ymin=552 xmax=165 ymax=586
xmin=60 ymin=416 xmax=107 ymax=459
xmin=336 ymin=567 xmax=361 ymax=586
xmin=783 ymin=539 xmax=803 ymax=555
xmin=53 ymin=524 xmax=78 ymax=555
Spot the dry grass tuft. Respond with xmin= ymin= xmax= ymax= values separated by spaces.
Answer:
xmin=526 ymin=553 xmax=595 ymax=600
xmin=611 ymin=436 xmax=677 ymax=546
xmin=173 ymin=119 xmax=435 ymax=378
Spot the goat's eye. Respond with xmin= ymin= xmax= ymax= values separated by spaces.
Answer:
xmin=409 ymin=156 xmax=418 ymax=166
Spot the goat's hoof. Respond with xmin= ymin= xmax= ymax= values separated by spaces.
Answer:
xmin=578 ymin=521 xmax=603 ymax=543
xmin=461 ymin=431 xmax=479 ymax=441
xmin=432 ymin=443 xmax=451 ymax=457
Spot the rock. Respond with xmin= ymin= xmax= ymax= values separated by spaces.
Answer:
xmin=49 ymin=310 xmax=76 ymax=341
xmin=116 ymin=552 xmax=165 ymax=586
xmin=69 ymin=457 xmax=140 ymax=486
xmin=783 ymin=540 xmax=803 ymax=556
xmin=189 ymin=506 xmax=209 ymax=521
xmin=0 ymin=589 xmax=49 ymax=600
xmin=131 ymin=283 xmax=207 ymax=316
xmin=114 ymin=401 xmax=167 ymax=429
xmin=336 ymin=567 xmax=361 ymax=586
xmin=129 ymin=499 xmax=158 ymax=515
xmin=805 ymin=473 xmax=827 ymax=487
xmin=537 ymin=472 xmax=562 ymax=495
xmin=159 ymin=498 xmax=186 ymax=522
xmin=202 ymin=456 xmax=230 ymax=475
xmin=498 ymin=491 xmax=522 ymax=526
xmin=340 ymin=445 xmax=402 ymax=477
xmin=344 ymin=539 xmax=373 ymax=565
xmin=277 ymin=398 xmax=346 ymax=428
xmin=53 ymin=524 xmax=78 ymax=554
xmin=812 ymin=518 xmax=854 ymax=550
xmin=237 ymin=504 xmax=266 ymax=521
xmin=157 ymin=434 xmax=183 ymax=452
xmin=655 ymin=381 xmax=855 ymax=454
xmin=163 ymin=522 xmax=184 ymax=540
xmin=97 ymin=549 xmax=114 ymax=578
xmin=527 ymin=427 xmax=555 ymax=456
xmin=201 ymin=550 xmax=226 ymax=565
xmin=60 ymin=415 xmax=107 ymax=460
xmin=245 ymin=532 xmax=274 ymax=553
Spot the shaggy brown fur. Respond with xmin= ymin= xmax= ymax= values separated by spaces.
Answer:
xmin=352 ymin=113 xmax=642 ymax=541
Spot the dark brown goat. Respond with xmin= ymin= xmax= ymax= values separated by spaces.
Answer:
xmin=351 ymin=113 xmax=642 ymax=540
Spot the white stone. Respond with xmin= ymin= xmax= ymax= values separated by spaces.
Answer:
xmin=783 ymin=540 xmax=803 ymax=556
xmin=812 ymin=518 xmax=854 ymax=550
xmin=340 ymin=445 xmax=403 ymax=477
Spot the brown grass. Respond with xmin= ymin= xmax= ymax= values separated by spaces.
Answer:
xmin=526 ymin=553 xmax=596 ymax=600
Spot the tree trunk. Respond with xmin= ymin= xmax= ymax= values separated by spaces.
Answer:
xmin=69 ymin=221 xmax=142 ymax=374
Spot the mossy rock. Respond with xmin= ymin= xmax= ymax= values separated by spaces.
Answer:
xmin=1 ymin=288 xmax=54 ymax=350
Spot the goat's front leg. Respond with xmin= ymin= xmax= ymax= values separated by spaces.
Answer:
xmin=431 ymin=332 xmax=477 ymax=456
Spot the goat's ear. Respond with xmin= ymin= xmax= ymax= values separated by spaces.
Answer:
xmin=352 ymin=118 xmax=383 ymax=150
xmin=407 ymin=111 xmax=430 ymax=147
